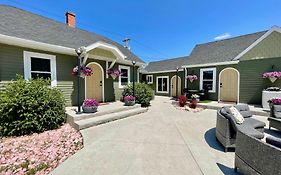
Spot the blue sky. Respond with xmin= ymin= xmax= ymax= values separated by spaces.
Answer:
xmin=1 ymin=0 xmax=281 ymax=62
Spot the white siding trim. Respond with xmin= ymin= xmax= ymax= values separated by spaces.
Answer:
xmin=23 ymin=51 xmax=57 ymax=87
xmin=156 ymin=76 xmax=169 ymax=94
xmin=146 ymin=75 xmax=153 ymax=84
xmin=200 ymin=67 xmax=216 ymax=93
xmin=182 ymin=61 xmax=239 ymax=68
xmin=119 ymin=65 xmax=130 ymax=88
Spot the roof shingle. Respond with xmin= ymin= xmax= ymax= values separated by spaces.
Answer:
xmin=0 ymin=5 xmax=144 ymax=63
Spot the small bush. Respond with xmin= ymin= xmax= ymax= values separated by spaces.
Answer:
xmin=178 ymin=95 xmax=187 ymax=107
xmin=122 ymin=83 xmax=154 ymax=107
xmin=0 ymin=76 xmax=65 ymax=136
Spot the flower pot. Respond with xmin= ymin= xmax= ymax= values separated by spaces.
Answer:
xmin=269 ymin=77 xmax=277 ymax=83
xmin=82 ymin=106 xmax=98 ymax=113
xmin=124 ymin=100 xmax=135 ymax=106
xmin=110 ymin=74 xmax=117 ymax=80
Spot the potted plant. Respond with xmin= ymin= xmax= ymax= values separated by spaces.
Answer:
xmin=268 ymin=98 xmax=281 ymax=117
xmin=72 ymin=66 xmax=93 ymax=78
xmin=107 ymin=68 xmax=123 ymax=79
xmin=124 ymin=95 xmax=136 ymax=106
xmin=190 ymin=94 xmax=199 ymax=109
xmin=186 ymin=75 xmax=198 ymax=83
xmin=82 ymin=99 xmax=99 ymax=113
xmin=262 ymin=71 xmax=281 ymax=83
xmin=178 ymin=95 xmax=187 ymax=107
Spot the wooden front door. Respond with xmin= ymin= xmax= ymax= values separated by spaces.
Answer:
xmin=171 ymin=76 xmax=181 ymax=97
xmin=85 ymin=63 xmax=103 ymax=102
xmin=220 ymin=68 xmax=239 ymax=102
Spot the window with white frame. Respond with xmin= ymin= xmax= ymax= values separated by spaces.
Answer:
xmin=24 ymin=51 xmax=57 ymax=87
xmin=119 ymin=65 xmax=130 ymax=88
xmin=200 ymin=67 xmax=216 ymax=93
xmin=156 ymin=76 xmax=169 ymax=93
xmin=146 ymin=75 xmax=153 ymax=84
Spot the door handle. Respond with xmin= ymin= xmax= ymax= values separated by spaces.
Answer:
xmin=100 ymin=81 xmax=102 ymax=86
xmin=220 ymin=83 xmax=222 ymax=88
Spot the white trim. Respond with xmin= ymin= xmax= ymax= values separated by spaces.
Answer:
xmin=218 ymin=67 xmax=240 ymax=103
xmin=85 ymin=62 xmax=105 ymax=102
xmin=85 ymin=41 xmax=126 ymax=60
xmin=144 ymin=69 xmax=184 ymax=74
xmin=200 ymin=67 xmax=216 ymax=93
xmin=170 ymin=75 xmax=181 ymax=97
xmin=156 ymin=76 xmax=169 ymax=94
xmin=2 ymin=34 xmax=76 ymax=56
xmin=118 ymin=65 xmax=131 ymax=88
xmin=0 ymin=34 xmax=145 ymax=66
xmin=233 ymin=26 xmax=281 ymax=61
xmin=146 ymin=75 xmax=153 ymax=84
xmin=182 ymin=61 xmax=239 ymax=68
xmin=184 ymin=68 xmax=187 ymax=88
xmin=23 ymin=51 xmax=57 ymax=87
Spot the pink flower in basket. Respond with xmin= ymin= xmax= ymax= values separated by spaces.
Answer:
xmin=107 ymin=68 xmax=123 ymax=79
xmin=268 ymin=98 xmax=281 ymax=105
xmin=72 ymin=66 xmax=93 ymax=77
xmin=124 ymin=95 xmax=136 ymax=102
xmin=83 ymin=99 xmax=99 ymax=107
xmin=186 ymin=75 xmax=198 ymax=82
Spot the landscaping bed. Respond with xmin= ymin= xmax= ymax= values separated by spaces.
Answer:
xmin=0 ymin=124 xmax=83 ymax=175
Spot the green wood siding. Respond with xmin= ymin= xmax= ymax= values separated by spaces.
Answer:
xmin=239 ymin=57 xmax=281 ymax=104
xmin=145 ymin=71 xmax=185 ymax=96
xmin=241 ymin=31 xmax=281 ymax=60
xmin=187 ymin=65 xmax=238 ymax=101
xmin=0 ymin=43 xmax=138 ymax=106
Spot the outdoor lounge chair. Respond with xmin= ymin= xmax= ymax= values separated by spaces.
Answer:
xmin=234 ymin=130 xmax=281 ymax=175
xmin=216 ymin=104 xmax=265 ymax=152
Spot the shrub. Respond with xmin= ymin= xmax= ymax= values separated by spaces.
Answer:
xmin=122 ymin=83 xmax=154 ymax=107
xmin=178 ymin=95 xmax=187 ymax=107
xmin=0 ymin=76 xmax=65 ymax=136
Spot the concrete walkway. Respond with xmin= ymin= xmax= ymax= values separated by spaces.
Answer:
xmin=51 ymin=96 xmax=268 ymax=175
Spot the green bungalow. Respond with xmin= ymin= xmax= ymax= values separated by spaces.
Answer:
xmin=0 ymin=5 xmax=145 ymax=106
xmin=143 ymin=26 xmax=281 ymax=105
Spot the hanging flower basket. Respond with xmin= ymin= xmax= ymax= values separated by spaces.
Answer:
xmin=186 ymin=75 xmax=198 ymax=83
xmin=72 ymin=66 xmax=93 ymax=78
xmin=107 ymin=68 xmax=123 ymax=80
xmin=262 ymin=71 xmax=281 ymax=83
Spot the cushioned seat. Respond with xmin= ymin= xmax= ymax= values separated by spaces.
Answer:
xmin=216 ymin=104 xmax=265 ymax=152
xmin=266 ymin=136 xmax=281 ymax=149
xmin=234 ymin=104 xmax=252 ymax=118
xmin=237 ymin=125 xmax=264 ymax=139
xmin=243 ymin=118 xmax=266 ymax=128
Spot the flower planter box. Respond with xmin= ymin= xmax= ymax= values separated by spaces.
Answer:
xmin=82 ymin=106 xmax=98 ymax=113
xmin=124 ymin=100 xmax=135 ymax=106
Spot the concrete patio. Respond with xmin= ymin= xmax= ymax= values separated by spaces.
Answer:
xmin=51 ymin=96 xmax=270 ymax=175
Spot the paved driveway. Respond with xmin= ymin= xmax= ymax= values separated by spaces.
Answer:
xmin=51 ymin=96 xmax=267 ymax=175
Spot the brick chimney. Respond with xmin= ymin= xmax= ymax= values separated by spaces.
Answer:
xmin=66 ymin=11 xmax=76 ymax=28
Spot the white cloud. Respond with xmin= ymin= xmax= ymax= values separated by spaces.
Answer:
xmin=214 ymin=33 xmax=231 ymax=41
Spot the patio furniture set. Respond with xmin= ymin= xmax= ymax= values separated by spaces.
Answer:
xmin=216 ymin=104 xmax=281 ymax=175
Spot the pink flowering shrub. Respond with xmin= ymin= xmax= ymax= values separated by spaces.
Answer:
xmin=186 ymin=75 xmax=198 ymax=81
xmin=83 ymin=99 xmax=99 ymax=107
xmin=0 ymin=124 xmax=83 ymax=175
xmin=124 ymin=95 xmax=136 ymax=102
xmin=262 ymin=71 xmax=281 ymax=79
xmin=268 ymin=98 xmax=281 ymax=105
xmin=72 ymin=66 xmax=93 ymax=77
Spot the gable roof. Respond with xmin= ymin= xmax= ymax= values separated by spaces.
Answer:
xmin=0 ymin=5 xmax=144 ymax=63
xmin=143 ymin=56 xmax=188 ymax=73
xmin=185 ymin=31 xmax=267 ymax=66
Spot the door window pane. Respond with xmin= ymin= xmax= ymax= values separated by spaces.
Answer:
xmin=163 ymin=78 xmax=167 ymax=91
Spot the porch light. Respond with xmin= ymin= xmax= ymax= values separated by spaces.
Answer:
xmin=132 ymin=61 xmax=136 ymax=97
xmin=75 ymin=46 xmax=86 ymax=114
